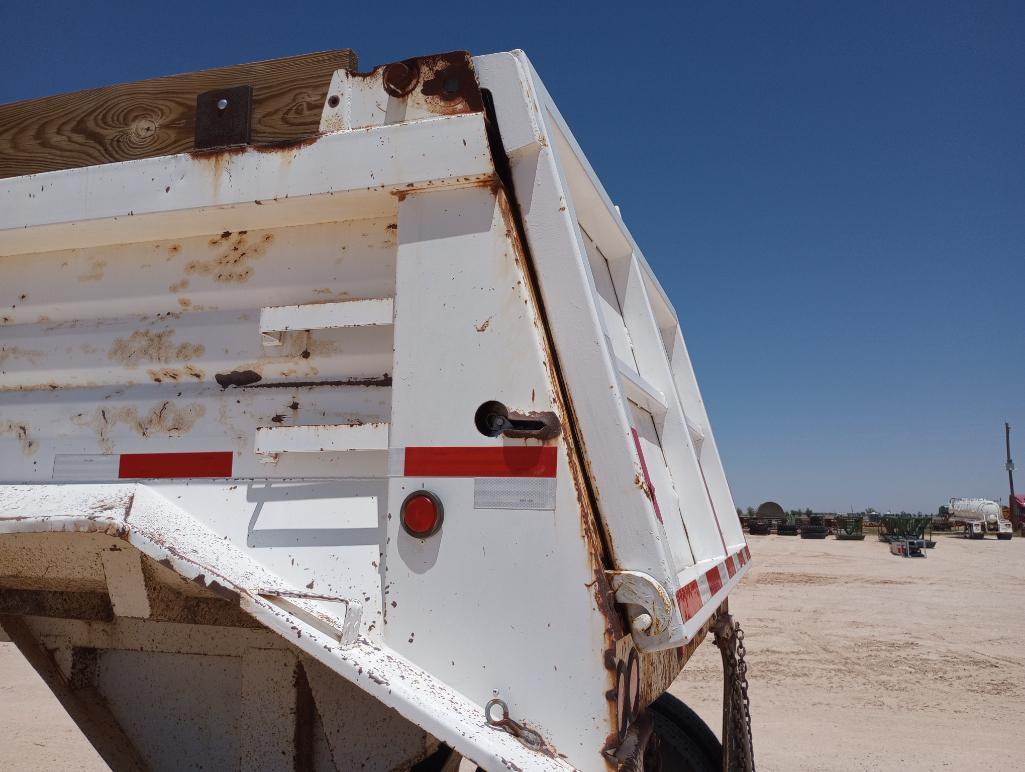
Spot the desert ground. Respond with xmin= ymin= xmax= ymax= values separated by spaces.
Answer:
xmin=672 ymin=532 xmax=1025 ymax=771
xmin=2 ymin=532 xmax=1023 ymax=770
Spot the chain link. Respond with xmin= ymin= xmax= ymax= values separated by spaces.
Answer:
xmin=736 ymin=626 xmax=754 ymax=766
xmin=714 ymin=614 xmax=755 ymax=772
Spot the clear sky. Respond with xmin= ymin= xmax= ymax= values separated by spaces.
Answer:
xmin=2 ymin=2 xmax=1021 ymax=513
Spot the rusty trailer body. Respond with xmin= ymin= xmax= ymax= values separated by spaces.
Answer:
xmin=0 ymin=50 xmax=750 ymax=771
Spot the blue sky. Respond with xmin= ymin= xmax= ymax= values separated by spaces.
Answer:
xmin=2 ymin=2 xmax=1021 ymax=512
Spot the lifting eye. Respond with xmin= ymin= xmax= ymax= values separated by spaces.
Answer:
xmin=474 ymin=401 xmax=561 ymax=441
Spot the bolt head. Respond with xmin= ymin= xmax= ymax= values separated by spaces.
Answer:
xmin=383 ymin=61 xmax=418 ymax=97
xmin=630 ymin=613 xmax=653 ymax=633
xmin=216 ymin=98 xmax=228 ymax=111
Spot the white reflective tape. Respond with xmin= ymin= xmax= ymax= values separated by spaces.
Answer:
xmin=696 ymin=572 xmax=711 ymax=603
xmin=53 ymin=454 xmax=120 ymax=481
xmin=473 ymin=477 xmax=556 ymax=511
xmin=388 ymin=448 xmax=406 ymax=477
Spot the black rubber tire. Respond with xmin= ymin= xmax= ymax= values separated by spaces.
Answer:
xmin=649 ymin=693 xmax=722 ymax=772
xmin=997 ymin=533 xmax=1012 ymax=541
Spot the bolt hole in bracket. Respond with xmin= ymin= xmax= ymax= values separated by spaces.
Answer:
xmin=474 ymin=401 xmax=561 ymax=441
xmin=194 ymin=84 xmax=253 ymax=150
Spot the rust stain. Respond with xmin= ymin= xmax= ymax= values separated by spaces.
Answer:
xmin=72 ymin=402 xmax=206 ymax=452
xmin=214 ymin=369 xmax=262 ymax=388
xmin=474 ymin=317 xmax=491 ymax=333
xmin=247 ymin=374 xmax=391 ymax=389
xmin=418 ymin=53 xmax=485 ymax=115
xmin=0 ymin=421 xmax=38 ymax=456
xmin=347 ymin=52 xmax=483 ymax=124
xmin=147 ymin=364 xmax=204 ymax=383
xmin=169 ymin=279 xmax=190 ymax=293
xmin=0 ymin=346 xmax=44 ymax=369
xmin=492 ymin=176 xmax=626 ymax=752
xmin=250 ymin=135 xmax=321 ymax=154
xmin=108 ymin=330 xmax=205 ymax=367
xmin=77 ymin=259 xmax=107 ymax=282
xmin=185 ymin=230 xmax=273 ymax=283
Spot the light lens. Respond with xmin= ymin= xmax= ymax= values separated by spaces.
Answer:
xmin=401 ymin=491 xmax=443 ymax=537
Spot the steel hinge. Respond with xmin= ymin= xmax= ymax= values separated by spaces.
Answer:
xmin=194 ymin=85 xmax=253 ymax=150
xmin=606 ymin=570 xmax=674 ymax=637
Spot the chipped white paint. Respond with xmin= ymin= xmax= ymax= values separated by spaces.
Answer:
xmin=0 ymin=49 xmax=748 ymax=771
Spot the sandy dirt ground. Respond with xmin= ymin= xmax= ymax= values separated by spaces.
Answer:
xmin=1 ymin=533 xmax=1023 ymax=770
xmin=671 ymin=533 xmax=1025 ymax=771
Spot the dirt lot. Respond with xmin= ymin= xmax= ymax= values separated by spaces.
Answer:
xmin=672 ymin=533 xmax=1025 ymax=771
xmin=1 ymin=532 xmax=1023 ymax=770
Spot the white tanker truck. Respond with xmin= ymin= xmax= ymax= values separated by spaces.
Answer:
xmin=947 ymin=498 xmax=1013 ymax=540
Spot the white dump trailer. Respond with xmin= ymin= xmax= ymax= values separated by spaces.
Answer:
xmin=0 ymin=50 xmax=753 ymax=771
xmin=948 ymin=497 xmax=1013 ymax=540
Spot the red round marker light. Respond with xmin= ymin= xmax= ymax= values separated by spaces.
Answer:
xmin=400 ymin=491 xmax=444 ymax=538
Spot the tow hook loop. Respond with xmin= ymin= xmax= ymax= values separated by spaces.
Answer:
xmin=484 ymin=698 xmax=548 ymax=753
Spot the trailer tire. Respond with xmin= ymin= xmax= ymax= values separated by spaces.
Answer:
xmin=649 ymin=693 xmax=721 ymax=772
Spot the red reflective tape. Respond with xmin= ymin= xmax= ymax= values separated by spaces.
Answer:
xmin=705 ymin=565 xmax=724 ymax=596
xmin=118 ymin=452 xmax=233 ymax=480
xmin=676 ymin=581 xmax=702 ymax=621
xmin=404 ymin=446 xmax=557 ymax=478
xmin=724 ymin=556 xmax=737 ymax=578
xmin=630 ymin=428 xmax=663 ymax=523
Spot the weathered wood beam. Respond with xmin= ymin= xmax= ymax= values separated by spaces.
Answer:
xmin=0 ymin=49 xmax=357 ymax=179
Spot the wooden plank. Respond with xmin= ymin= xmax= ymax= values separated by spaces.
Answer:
xmin=0 ymin=49 xmax=357 ymax=179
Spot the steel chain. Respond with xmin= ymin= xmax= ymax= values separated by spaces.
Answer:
xmin=735 ymin=626 xmax=754 ymax=767
xmin=714 ymin=615 xmax=755 ymax=772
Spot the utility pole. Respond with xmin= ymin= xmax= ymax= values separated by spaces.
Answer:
xmin=1007 ymin=422 xmax=1018 ymax=531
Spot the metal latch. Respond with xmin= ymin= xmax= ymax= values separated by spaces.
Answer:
xmin=474 ymin=401 xmax=561 ymax=441
xmin=195 ymin=85 xmax=253 ymax=150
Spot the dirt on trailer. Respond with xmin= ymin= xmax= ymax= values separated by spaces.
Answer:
xmin=2 ymin=532 xmax=1025 ymax=770
xmin=672 ymin=532 xmax=1025 ymax=771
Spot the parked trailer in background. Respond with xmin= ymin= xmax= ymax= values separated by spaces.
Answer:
xmin=948 ymin=498 xmax=1013 ymax=540
xmin=0 ymin=50 xmax=753 ymax=771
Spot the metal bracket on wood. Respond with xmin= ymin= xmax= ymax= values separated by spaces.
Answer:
xmin=195 ymin=85 xmax=253 ymax=150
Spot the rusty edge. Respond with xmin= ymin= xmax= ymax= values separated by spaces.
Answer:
xmin=188 ymin=51 xmax=483 ymax=162
xmin=480 ymin=88 xmax=629 ymax=763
